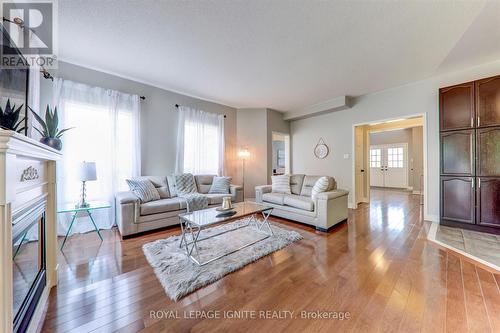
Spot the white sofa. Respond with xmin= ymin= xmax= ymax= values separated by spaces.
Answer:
xmin=116 ymin=175 xmax=243 ymax=238
xmin=255 ymin=175 xmax=348 ymax=232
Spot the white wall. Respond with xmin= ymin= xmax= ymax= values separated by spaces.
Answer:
xmin=291 ymin=59 xmax=500 ymax=221
xmin=40 ymin=61 xmax=238 ymax=178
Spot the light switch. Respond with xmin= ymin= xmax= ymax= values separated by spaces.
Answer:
xmin=343 ymin=154 xmax=349 ymax=159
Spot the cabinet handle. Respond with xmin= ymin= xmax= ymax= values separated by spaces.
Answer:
xmin=478 ymin=178 xmax=481 ymax=188
xmin=472 ymin=178 xmax=474 ymax=188
xmin=477 ymin=116 xmax=480 ymax=127
xmin=471 ymin=117 xmax=474 ymax=127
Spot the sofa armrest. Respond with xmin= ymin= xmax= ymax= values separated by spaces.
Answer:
xmin=315 ymin=189 xmax=349 ymax=231
xmin=230 ymin=184 xmax=243 ymax=202
xmin=255 ymin=185 xmax=272 ymax=203
xmin=116 ymin=191 xmax=140 ymax=204
xmin=316 ymin=189 xmax=349 ymax=200
xmin=115 ymin=191 xmax=140 ymax=238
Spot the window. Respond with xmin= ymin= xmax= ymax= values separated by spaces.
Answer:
xmin=388 ymin=147 xmax=404 ymax=168
xmin=176 ymin=106 xmax=224 ymax=175
xmin=370 ymin=149 xmax=381 ymax=168
xmin=183 ymin=119 xmax=221 ymax=175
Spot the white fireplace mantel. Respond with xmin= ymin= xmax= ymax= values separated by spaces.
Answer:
xmin=0 ymin=130 xmax=61 ymax=333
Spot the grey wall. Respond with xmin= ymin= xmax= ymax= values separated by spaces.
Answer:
xmin=370 ymin=127 xmax=423 ymax=191
xmin=40 ymin=61 xmax=238 ymax=178
xmin=290 ymin=59 xmax=500 ymax=220
xmin=236 ymin=108 xmax=268 ymax=198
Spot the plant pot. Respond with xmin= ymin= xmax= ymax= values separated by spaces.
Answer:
xmin=40 ymin=137 xmax=62 ymax=151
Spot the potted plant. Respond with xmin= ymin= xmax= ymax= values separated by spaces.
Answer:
xmin=31 ymin=105 xmax=73 ymax=151
xmin=0 ymin=99 xmax=25 ymax=133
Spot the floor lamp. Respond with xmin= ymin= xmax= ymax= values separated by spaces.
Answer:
xmin=237 ymin=149 xmax=250 ymax=201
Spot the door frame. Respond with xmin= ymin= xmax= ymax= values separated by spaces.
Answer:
xmin=369 ymin=143 xmax=409 ymax=189
xmin=351 ymin=113 xmax=428 ymax=219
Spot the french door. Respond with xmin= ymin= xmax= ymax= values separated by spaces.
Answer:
xmin=370 ymin=143 xmax=408 ymax=188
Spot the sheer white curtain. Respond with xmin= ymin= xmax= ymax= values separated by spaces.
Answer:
xmin=53 ymin=78 xmax=141 ymax=236
xmin=175 ymin=106 xmax=225 ymax=175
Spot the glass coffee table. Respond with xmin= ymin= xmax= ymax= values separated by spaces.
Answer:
xmin=179 ymin=202 xmax=273 ymax=266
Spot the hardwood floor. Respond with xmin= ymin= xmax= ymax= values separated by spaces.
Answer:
xmin=39 ymin=189 xmax=500 ymax=332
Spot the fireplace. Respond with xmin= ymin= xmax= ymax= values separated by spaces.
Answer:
xmin=12 ymin=199 xmax=46 ymax=333
xmin=0 ymin=130 xmax=60 ymax=333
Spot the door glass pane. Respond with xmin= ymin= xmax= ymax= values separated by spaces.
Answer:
xmin=370 ymin=149 xmax=381 ymax=168
xmin=388 ymin=147 xmax=404 ymax=168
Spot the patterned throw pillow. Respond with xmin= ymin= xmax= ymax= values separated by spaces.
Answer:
xmin=271 ymin=175 xmax=291 ymax=194
xmin=209 ymin=176 xmax=231 ymax=194
xmin=311 ymin=176 xmax=330 ymax=200
xmin=126 ymin=178 xmax=161 ymax=203
xmin=174 ymin=173 xmax=197 ymax=195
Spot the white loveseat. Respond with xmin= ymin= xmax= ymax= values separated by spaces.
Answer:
xmin=116 ymin=175 xmax=243 ymax=238
xmin=255 ymin=175 xmax=348 ymax=232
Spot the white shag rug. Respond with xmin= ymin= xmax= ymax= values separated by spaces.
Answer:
xmin=142 ymin=219 xmax=303 ymax=301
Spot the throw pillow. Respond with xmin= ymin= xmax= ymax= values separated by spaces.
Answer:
xmin=209 ymin=176 xmax=231 ymax=194
xmin=271 ymin=175 xmax=291 ymax=194
xmin=126 ymin=178 xmax=160 ymax=203
xmin=311 ymin=176 xmax=330 ymax=200
xmin=174 ymin=173 xmax=197 ymax=195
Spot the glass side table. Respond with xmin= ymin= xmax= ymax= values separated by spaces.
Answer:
xmin=57 ymin=201 xmax=111 ymax=250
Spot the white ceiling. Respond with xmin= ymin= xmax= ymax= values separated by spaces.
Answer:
xmin=58 ymin=0 xmax=500 ymax=111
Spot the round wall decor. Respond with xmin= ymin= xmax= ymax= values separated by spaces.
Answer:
xmin=314 ymin=138 xmax=329 ymax=159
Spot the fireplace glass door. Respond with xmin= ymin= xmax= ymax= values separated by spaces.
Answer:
xmin=11 ymin=200 xmax=46 ymax=332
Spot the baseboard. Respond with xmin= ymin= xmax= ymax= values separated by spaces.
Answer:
xmin=424 ymin=214 xmax=438 ymax=222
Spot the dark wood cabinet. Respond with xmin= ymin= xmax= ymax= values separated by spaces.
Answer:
xmin=441 ymin=177 xmax=475 ymax=225
xmin=440 ymin=82 xmax=475 ymax=131
xmin=476 ymin=127 xmax=500 ymax=176
xmin=440 ymin=74 xmax=500 ymax=233
xmin=476 ymin=76 xmax=500 ymax=128
xmin=477 ymin=178 xmax=500 ymax=227
xmin=440 ymin=130 xmax=474 ymax=176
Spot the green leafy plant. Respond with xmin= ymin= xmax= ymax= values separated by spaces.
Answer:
xmin=0 ymin=99 xmax=25 ymax=132
xmin=31 ymin=105 xmax=74 ymax=138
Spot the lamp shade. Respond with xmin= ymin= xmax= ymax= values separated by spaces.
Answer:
xmin=237 ymin=149 xmax=250 ymax=159
xmin=79 ymin=162 xmax=97 ymax=181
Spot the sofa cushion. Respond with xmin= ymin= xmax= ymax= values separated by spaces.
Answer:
xmin=262 ymin=192 xmax=285 ymax=205
xmin=174 ymin=173 xmax=197 ymax=195
xmin=300 ymin=176 xmax=322 ymax=197
xmin=204 ymin=193 xmax=230 ymax=205
xmin=208 ymin=176 xmax=231 ymax=194
xmin=140 ymin=198 xmax=183 ymax=215
xmin=271 ymin=175 xmax=291 ymax=194
xmin=290 ymin=174 xmax=305 ymax=195
xmin=284 ymin=194 xmax=314 ymax=211
xmin=166 ymin=175 xmax=177 ymax=197
xmin=311 ymin=176 xmax=330 ymax=200
xmin=126 ymin=179 xmax=161 ymax=203
xmin=132 ymin=176 xmax=170 ymax=199
xmin=194 ymin=175 xmax=215 ymax=194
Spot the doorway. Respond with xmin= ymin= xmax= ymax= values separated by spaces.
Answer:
xmin=370 ymin=143 xmax=408 ymax=188
xmin=353 ymin=115 xmax=425 ymax=209
xmin=271 ymin=132 xmax=290 ymax=176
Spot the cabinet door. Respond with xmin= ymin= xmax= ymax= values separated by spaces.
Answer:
xmin=476 ymin=76 xmax=500 ymax=128
xmin=477 ymin=127 xmax=500 ymax=176
xmin=441 ymin=177 xmax=475 ymax=224
xmin=440 ymin=83 xmax=475 ymax=131
xmin=440 ymin=130 xmax=474 ymax=176
xmin=477 ymin=177 xmax=500 ymax=228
